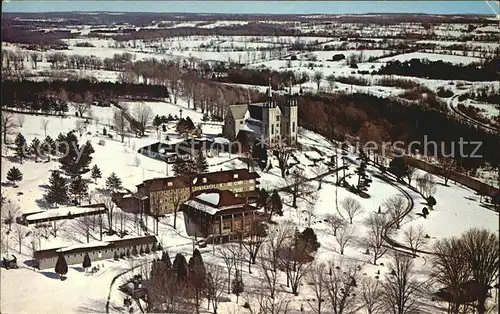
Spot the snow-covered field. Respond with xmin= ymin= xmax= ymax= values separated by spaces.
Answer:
xmin=378 ymin=51 xmax=482 ymax=65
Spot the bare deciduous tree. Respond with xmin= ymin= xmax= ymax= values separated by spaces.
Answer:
xmin=383 ymin=195 xmax=407 ymax=229
xmin=241 ymin=221 xmax=267 ymax=274
xmin=335 ymin=224 xmax=355 ymax=255
xmin=75 ymin=119 xmax=85 ymax=137
xmin=341 ymin=197 xmax=364 ymax=224
xmin=307 ymin=262 xmax=328 ymax=313
xmin=13 ymin=223 xmax=25 ymax=254
xmin=325 ymin=260 xmax=361 ymax=314
xmin=402 ymin=225 xmax=428 ymax=255
xmin=206 ymin=263 xmax=226 ymax=314
xmin=1 ymin=111 xmax=16 ymax=144
xmin=15 ymin=114 xmax=25 ymax=128
xmin=326 ymin=213 xmax=346 ymax=236
xmin=380 ymin=252 xmax=426 ymax=314
xmin=41 ymin=119 xmax=49 ymax=138
xmin=217 ymin=244 xmax=238 ymax=294
xmin=460 ymin=229 xmax=499 ymax=314
xmin=287 ymin=169 xmax=316 ymax=208
xmin=360 ymin=277 xmax=383 ymax=314
xmin=313 ymin=71 xmax=324 ymax=91
xmin=275 ymin=145 xmax=292 ymax=178
xmin=113 ymin=108 xmax=128 ymax=143
xmin=431 ymin=237 xmax=470 ymax=314
xmin=416 ymin=174 xmax=437 ymax=198
xmin=132 ymin=102 xmax=153 ymax=137
xmin=1 ymin=201 xmax=20 ymax=232
xmin=72 ymin=102 xmax=91 ymax=118
xmin=363 ymin=213 xmax=391 ymax=265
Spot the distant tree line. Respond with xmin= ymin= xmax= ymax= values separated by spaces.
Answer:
xmin=377 ymin=58 xmax=499 ymax=81
xmin=296 ymin=92 xmax=500 ymax=171
xmin=2 ymin=79 xmax=170 ymax=112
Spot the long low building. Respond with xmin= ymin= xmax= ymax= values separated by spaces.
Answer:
xmin=34 ymin=235 xmax=158 ymax=270
xmin=19 ymin=204 xmax=108 ymax=226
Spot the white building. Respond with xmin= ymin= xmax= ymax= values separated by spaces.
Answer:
xmin=223 ymin=84 xmax=298 ymax=148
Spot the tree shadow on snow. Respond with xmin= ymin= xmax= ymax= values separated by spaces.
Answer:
xmin=23 ymin=259 xmax=37 ymax=268
xmin=38 ymin=184 xmax=50 ymax=190
xmin=71 ymin=266 xmax=85 ymax=273
xmin=40 ymin=271 xmax=60 ymax=279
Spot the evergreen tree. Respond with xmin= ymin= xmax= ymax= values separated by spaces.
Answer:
xmin=139 ymin=246 xmax=144 ymax=255
xmin=90 ymin=165 xmax=102 ymax=184
xmin=185 ymin=116 xmax=195 ymax=130
xmin=299 ymin=227 xmax=321 ymax=252
xmin=6 ymin=167 xmax=23 ymax=187
xmin=14 ymin=133 xmax=27 ymax=164
xmin=30 ymin=137 xmax=41 ymax=162
xmin=132 ymin=246 xmax=138 ymax=256
xmin=102 ymin=127 xmax=107 ymax=136
xmin=172 ymin=253 xmax=188 ymax=282
xmin=271 ymin=190 xmax=283 ymax=216
xmin=45 ymin=171 xmax=68 ymax=207
xmin=144 ymin=245 xmax=150 ymax=254
xmin=79 ymin=141 xmax=94 ymax=172
xmin=195 ymin=150 xmax=209 ymax=173
xmin=188 ymin=248 xmax=206 ymax=276
xmin=55 ymin=254 xmax=68 ymax=278
xmin=232 ymin=269 xmax=244 ymax=302
xmin=41 ymin=135 xmax=56 ymax=160
xmin=59 ymin=133 xmax=94 ymax=176
xmin=105 ymin=172 xmax=122 ymax=192
xmin=69 ymin=175 xmax=88 ymax=204
xmin=173 ymin=159 xmax=196 ymax=176
xmin=388 ymin=157 xmax=409 ymax=182
xmin=153 ymin=115 xmax=162 ymax=127
xmin=161 ymin=250 xmax=172 ymax=269
xmin=82 ymin=252 xmax=91 ymax=272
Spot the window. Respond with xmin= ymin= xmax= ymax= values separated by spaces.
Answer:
xmin=276 ymin=115 xmax=280 ymax=121
xmin=292 ymin=122 xmax=296 ymax=133
xmin=240 ymin=121 xmax=243 ymax=125
xmin=271 ymin=124 xmax=274 ymax=135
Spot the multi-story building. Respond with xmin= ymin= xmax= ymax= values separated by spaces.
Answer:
xmin=135 ymin=168 xmax=260 ymax=216
xmin=181 ymin=189 xmax=263 ymax=241
xmin=223 ymin=83 xmax=298 ymax=148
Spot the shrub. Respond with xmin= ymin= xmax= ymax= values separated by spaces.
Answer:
xmin=243 ymin=302 xmax=251 ymax=309
xmin=427 ymin=196 xmax=436 ymax=208
xmin=98 ymin=139 xmax=105 ymax=146
xmin=139 ymin=247 xmax=144 ymax=255
xmin=437 ymin=87 xmax=454 ymax=98
xmin=114 ymin=251 xmax=119 ymax=260
xmin=132 ymin=246 xmax=138 ymax=256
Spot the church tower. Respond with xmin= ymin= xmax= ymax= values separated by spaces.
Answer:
xmin=282 ymin=79 xmax=298 ymax=146
xmin=262 ymin=78 xmax=280 ymax=147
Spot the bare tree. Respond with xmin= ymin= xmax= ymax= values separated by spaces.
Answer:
xmin=279 ymin=237 xmax=313 ymax=295
xmin=217 ymin=244 xmax=238 ymax=294
xmin=383 ymin=195 xmax=407 ymax=229
xmin=13 ymin=223 xmax=25 ymax=254
xmin=360 ymin=277 xmax=383 ymax=314
xmin=1 ymin=111 xmax=16 ymax=144
xmin=402 ymin=225 xmax=428 ymax=255
xmin=341 ymin=197 xmax=364 ymax=224
xmin=363 ymin=213 xmax=391 ymax=265
xmin=206 ymin=263 xmax=226 ymax=314
xmin=15 ymin=114 xmax=25 ymax=128
xmin=113 ymin=108 xmax=128 ymax=143
xmin=170 ymin=188 xmax=185 ymax=230
xmin=380 ymin=252 xmax=426 ymax=314
xmin=1 ymin=201 xmax=20 ymax=232
xmin=406 ymin=167 xmax=416 ymax=186
xmin=275 ymin=145 xmax=292 ymax=178
xmin=259 ymin=223 xmax=294 ymax=299
xmin=327 ymin=74 xmax=336 ymax=91
xmin=439 ymin=157 xmax=456 ymax=186
xmin=325 ymin=259 xmax=361 ymax=314
xmin=96 ymin=194 xmax=115 ymax=233
xmin=30 ymin=52 xmax=42 ymax=69
xmin=313 ymin=163 xmax=328 ymax=190
xmin=460 ymin=228 xmax=499 ymax=314
xmin=74 ymin=215 xmax=98 ymax=243
xmin=313 ymin=71 xmax=324 ymax=91
xmin=132 ymin=102 xmax=153 ymax=137
xmin=416 ymin=174 xmax=437 ymax=198
xmin=307 ymin=262 xmax=328 ymax=313
xmin=326 ymin=213 xmax=347 ymax=236
xmin=287 ymin=169 xmax=315 ymax=208
xmin=40 ymin=119 xmax=49 ymax=138
xmin=241 ymin=221 xmax=267 ymax=274
xmin=335 ymin=224 xmax=355 ymax=255
xmin=72 ymin=102 xmax=91 ymax=118
xmin=431 ymin=237 xmax=471 ymax=314
xmin=75 ymin=119 xmax=85 ymax=137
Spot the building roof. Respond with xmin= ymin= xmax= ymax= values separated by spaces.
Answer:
xmin=229 ymin=104 xmax=248 ymax=120
xmin=183 ymin=189 xmax=258 ymax=216
xmin=26 ymin=204 xmax=107 ymax=221
xmin=34 ymin=235 xmax=158 ymax=260
xmin=139 ymin=169 xmax=260 ymax=193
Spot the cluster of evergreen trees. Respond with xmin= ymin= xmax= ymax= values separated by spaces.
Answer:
xmin=257 ymin=188 xmax=283 ymax=220
xmin=172 ymin=150 xmax=209 ymax=176
xmin=377 ymin=58 xmax=499 ymax=81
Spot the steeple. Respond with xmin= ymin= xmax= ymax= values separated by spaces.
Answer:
xmin=288 ymin=78 xmax=292 ymax=95
xmin=268 ymin=77 xmax=272 ymax=98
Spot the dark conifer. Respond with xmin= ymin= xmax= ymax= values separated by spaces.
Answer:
xmin=55 ymin=254 xmax=68 ymax=278
xmin=6 ymin=167 xmax=23 ymax=187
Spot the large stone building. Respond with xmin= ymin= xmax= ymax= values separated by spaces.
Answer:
xmin=181 ymin=189 xmax=263 ymax=241
xmin=223 ymin=83 xmax=298 ymax=148
xmin=134 ymin=168 xmax=260 ymax=216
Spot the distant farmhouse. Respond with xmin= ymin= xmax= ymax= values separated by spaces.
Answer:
xmin=223 ymin=82 xmax=298 ymax=149
xmin=34 ymin=235 xmax=158 ymax=270
xmin=116 ymin=168 xmax=260 ymax=216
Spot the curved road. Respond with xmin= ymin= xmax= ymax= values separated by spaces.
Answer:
xmin=448 ymin=95 xmax=499 ymax=134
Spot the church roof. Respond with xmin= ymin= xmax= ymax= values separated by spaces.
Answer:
xmin=229 ymin=104 xmax=248 ymax=120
